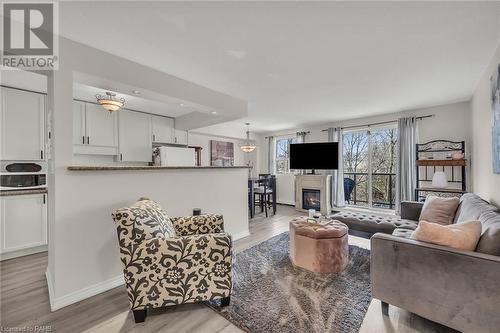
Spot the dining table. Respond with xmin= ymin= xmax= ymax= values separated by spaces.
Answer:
xmin=248 ymin=176 xmax=277 ymax=218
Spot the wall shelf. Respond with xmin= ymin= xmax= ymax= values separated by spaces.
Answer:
xmin=416 ymin=159 xmax=467 ymax=167
xmin=415 ymin=140 xmax=467 ymax=201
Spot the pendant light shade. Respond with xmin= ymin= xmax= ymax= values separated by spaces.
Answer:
xmin=96 ymin=92 xmax=125 ymax=113
xmin=240 ymin=123 xmax=256 ymax=153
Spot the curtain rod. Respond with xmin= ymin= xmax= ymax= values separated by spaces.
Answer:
xmin=320 ymin=114 xmax=434 ymax=132
xmin=264 ymin=130 xmax=310 ymax=139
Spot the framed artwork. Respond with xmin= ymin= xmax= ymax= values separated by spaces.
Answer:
xmin=490 ymin=64 xmax=500 ymax=174
xmin=210 ymin=140 xmax=234 ymax=167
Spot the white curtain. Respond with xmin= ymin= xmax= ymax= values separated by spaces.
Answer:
xmin=328 ymin=127 xmax=345 ymax=207
xmin=267 ymin=136 xmax=276 ymax=174
xmin=296 ymin=131 xmax=307 ymax=143
xmin=396 ymin=117 xmax=418 ymax=214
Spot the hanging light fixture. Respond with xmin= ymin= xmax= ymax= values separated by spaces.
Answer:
xmin=240 ymin=122 xmax=257 ymax=153
xmin=95 ymin=92 xmax=125 ymax=113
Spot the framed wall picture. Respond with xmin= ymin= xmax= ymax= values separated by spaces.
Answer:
xmin=210 ymin=140 xmax=234 ymax=167
xmin=491 ymin=64 xmax=500 ymax=174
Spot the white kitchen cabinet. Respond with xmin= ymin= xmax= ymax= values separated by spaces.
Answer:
xmin=73 ymin=101 xmax=86 ymax=145
xmin=119 ymin=110 xmax=152 ymax=162
xmin=73 ymin=101 xmax=118 ymax=155
xmin=174 ymin=129 xmax=189 ymax=145
xmin=0 ymin=193 xmax=47 ymax=259
xmin=1 ymin=87 xmax=45 ymax=160
xmin=151 ymin=115 xmax=174 ymax=143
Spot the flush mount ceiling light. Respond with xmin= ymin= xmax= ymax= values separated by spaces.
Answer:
xmin=240 ymin=123 xmax=257 ymax=153
xmin=95 ymin=92 xmax=125 ymax=113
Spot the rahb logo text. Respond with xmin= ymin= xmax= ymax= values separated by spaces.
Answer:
xmin=2 ymin=1 xmax=59 ymax=70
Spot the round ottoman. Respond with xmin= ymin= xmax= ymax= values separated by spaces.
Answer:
xmin=289 ymin=217 xmax=349 ymax=274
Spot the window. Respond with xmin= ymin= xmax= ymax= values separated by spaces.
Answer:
xmin=342 ymin=125 xmax=398 ymax=210
xmin=275 ymin=137 xmax=296 ymax=174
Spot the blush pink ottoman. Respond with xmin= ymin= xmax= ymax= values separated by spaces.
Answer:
xmin=289 ymin=217 xmax=349 ymax=274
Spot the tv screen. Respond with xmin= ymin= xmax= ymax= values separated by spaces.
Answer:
xmin=289 ymin=142 xmax=338 ymax=170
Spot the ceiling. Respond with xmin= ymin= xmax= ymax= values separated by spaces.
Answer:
xmin=73 ymin=84 xmax=193 ymax=118
xmin=59 ymin=1 xmax=500 ymax=132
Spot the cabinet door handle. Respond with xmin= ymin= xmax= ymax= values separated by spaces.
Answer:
xmin=87 ymin=136 xmax=90 ymax=145
xmin=40 ymin=150 xmax=44 ymax=159
xmin=82 ymin=136 xmax=85 ymax=144
xmin=43 ymin=194 xmax=46 ymax=204
xmin=120 ymin=153 xmax=123 ymax=161
xmin=153 ymin=134 xmax=156 ymax=142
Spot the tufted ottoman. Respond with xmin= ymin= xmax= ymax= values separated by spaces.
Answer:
xmin=289 ymin=217 xmax=349 ymax=274
xmin=329 ymin=211 xmax=418 ymax=236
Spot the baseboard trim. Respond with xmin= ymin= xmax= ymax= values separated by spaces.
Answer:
xmin=45 ymin=268 xmax=55 ymax=311
xmin=48 ymin=273 xmax=124 ymax=311
xmin=1 ymin=245 xmax=47 ymax=261
xmin=232 ymin=229 xmax=250 ymax=241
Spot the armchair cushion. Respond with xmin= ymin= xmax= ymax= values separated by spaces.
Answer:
xmin=121 ymin=232 xmax=232 ymax=309
xmin=112 ymin=198 xmax=176 ymax=248
xmin=170 ymin=214 xmax=224 ymax=236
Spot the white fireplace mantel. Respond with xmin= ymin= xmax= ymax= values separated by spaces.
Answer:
xmin=295 ymin=174 xmax=332 ymax=215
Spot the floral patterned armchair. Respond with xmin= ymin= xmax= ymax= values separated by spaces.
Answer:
xmin=111 ymin=198 xmax=232 ymax=323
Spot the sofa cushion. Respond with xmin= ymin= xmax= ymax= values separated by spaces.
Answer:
xmin=411 ymin=220 xmax=482 ymax=251
xmin=330 ymin=211 xmax=417 ymax=235
xmin=476 ymin=210 xmax=500 ymax=256
xmin=454 ymin=193 xmax=498 ymax=224
xmin=392 ymin=228 xmax=414 ymax=239
xmin=419 ymin=196 xmax=459 ymax=225
xmin=112 ymin=198 xmax=176 ymax=247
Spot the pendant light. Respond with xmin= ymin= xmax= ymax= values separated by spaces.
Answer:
xmin=95 ymin=92 xmax=125 ymax=113
xmin=240 ymin=123 xmax=257 ymax=153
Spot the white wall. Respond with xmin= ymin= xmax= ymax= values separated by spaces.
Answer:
xmin=188 ymin=132 xmax=257 ymax=177
xmin=45 ymin=37 xmax=250 ymax=310
xmin=471 ymin=45 xmax=500 ymax=206
xmin=258 ymin=101 xmax=472 ymax=204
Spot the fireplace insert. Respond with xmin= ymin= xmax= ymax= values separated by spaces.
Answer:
xmin=302 ymin=189 xmax=320 ymax=211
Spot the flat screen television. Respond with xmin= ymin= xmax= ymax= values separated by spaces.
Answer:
xmin=289 ymin=142 xmax=338 ymax=170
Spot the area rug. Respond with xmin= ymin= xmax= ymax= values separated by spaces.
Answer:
xmin=208 ymin=232 xmax=372 ymax=333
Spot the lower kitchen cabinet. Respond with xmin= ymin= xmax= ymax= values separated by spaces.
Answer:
xmin=0 ymin=193 xmax=48 ymax=260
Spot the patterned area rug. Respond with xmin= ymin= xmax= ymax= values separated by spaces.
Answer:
xmin=208 ymin=232 xmax=372 ymax=333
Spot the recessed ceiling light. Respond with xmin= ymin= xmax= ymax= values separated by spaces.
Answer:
xmin=180 ymin=103 xmax=185 ymax=107
xmin=210 ymin=111 xmax=217 ymax=115
xmin=132 ymin=90 xmax=141 ymax=95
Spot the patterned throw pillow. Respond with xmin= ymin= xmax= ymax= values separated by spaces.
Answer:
xmin=112 ymin=198 xmax=176 ymax=247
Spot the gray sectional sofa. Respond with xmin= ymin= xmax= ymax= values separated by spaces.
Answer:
xmin=334 ymin=193 xmax=500 ymax=333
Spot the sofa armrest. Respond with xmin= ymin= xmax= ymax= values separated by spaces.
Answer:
xmin=400 ymin=201 xmax=423 ymax=220
xmin=371 ymin=233 xmax=500 ymax=332
xmin=170 ymin=214 xmax=224 ymax=236
xmin=122 ymin=232 xmax=232 ymax=309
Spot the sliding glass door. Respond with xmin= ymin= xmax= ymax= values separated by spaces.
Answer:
xmin=342 ymin=125 xmax=397 ymax=210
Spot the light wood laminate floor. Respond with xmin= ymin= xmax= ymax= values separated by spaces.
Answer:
xmin=1 ymin=205 xmax=456 ymax=333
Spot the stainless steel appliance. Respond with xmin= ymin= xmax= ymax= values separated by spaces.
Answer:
xmin=0 ymin=161 xmax=47 ymax=191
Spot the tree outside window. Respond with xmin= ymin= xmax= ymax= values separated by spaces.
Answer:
xmin=275 ymin=137 xmax=297 ymax=174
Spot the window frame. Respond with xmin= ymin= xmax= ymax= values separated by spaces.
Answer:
xmin=274 ymin=136 xmax=297 ymax=174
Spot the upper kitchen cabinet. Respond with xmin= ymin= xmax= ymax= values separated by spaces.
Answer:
xmin=1 ymin=87 xmax=45 ymax=161
xmin=73 ymin=101 xmax=118 ymax=155
xmin=151 ymin=115 xmax=174 ymax=144
xmin=119 ymin=110 xmax=152 ymax=162
xmin=174 ymin=129 xmax=189 ymax=145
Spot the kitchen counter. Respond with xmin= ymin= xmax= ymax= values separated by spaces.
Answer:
xmin=0 ymin=188 xmax=48 ymax=196
xmin=67 ymin=165 xmax=250 ymax=171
